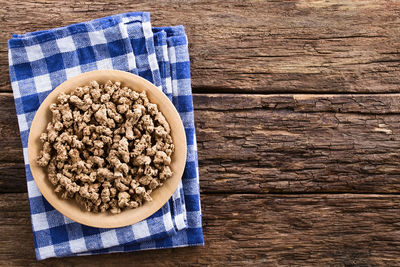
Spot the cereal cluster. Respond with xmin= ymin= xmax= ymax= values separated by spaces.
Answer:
xmin=37 ymin=80 xmax=174 ymax=214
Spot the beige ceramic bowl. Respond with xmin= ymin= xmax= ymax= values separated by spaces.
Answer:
xmin=28 ymin=70 xmax=187 ymax=228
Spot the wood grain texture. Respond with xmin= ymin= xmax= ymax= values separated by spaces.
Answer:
xmin=3 ymin=93 xmax=400 ymax=194
xmin=2 ymin=1 xmax=400 ymax=265
xmin=1 ymin=0 xmax=400 ymax=93
xmin=2 ymin=193 xmax=400 ymax=266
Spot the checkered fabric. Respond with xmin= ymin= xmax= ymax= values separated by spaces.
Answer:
xmin=8 ymin=12 xmax=203 ymax=260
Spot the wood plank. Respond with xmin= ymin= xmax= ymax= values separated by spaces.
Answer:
xmin=2 ymin=193 xmax=400 ymax=266
xmin=196 ymin=94 xmax=400 ymax=193
xmin=4 ymin=92 xmax=400 ymax=193
xmin=1 ymin=0 xmax=400 ymax=93
xmin=0 ymin=93 xmax=22 ymax=164
xmin=0 ymin=162 xmax=26 ymax=193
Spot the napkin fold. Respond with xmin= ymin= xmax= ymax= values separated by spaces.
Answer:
xmin=8 ymin=12 xmax=203 ymax=260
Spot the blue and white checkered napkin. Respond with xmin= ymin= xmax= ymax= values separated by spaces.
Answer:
xmin=8 ymin=12 xmax=203 ymax=260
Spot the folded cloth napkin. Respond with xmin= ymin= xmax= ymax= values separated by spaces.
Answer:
xmin=8 ymin=12 xmax=203 ymax=260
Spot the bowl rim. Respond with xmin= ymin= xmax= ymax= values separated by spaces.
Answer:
xmin=28 ymin=70 xmax=187 ymax=228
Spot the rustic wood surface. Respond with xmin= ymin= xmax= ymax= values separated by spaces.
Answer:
xmin=3 ymin=193 xmax=400 ymax=266
xmin=1 ymin=0 xmax=400 ymax=266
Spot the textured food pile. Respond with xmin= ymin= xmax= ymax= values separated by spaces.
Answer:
xmin=37 ymin=80 xmax=174 ymax=214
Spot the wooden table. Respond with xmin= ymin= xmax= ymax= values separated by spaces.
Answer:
xmin=2 ymin=1 xmax=400 ymax=266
